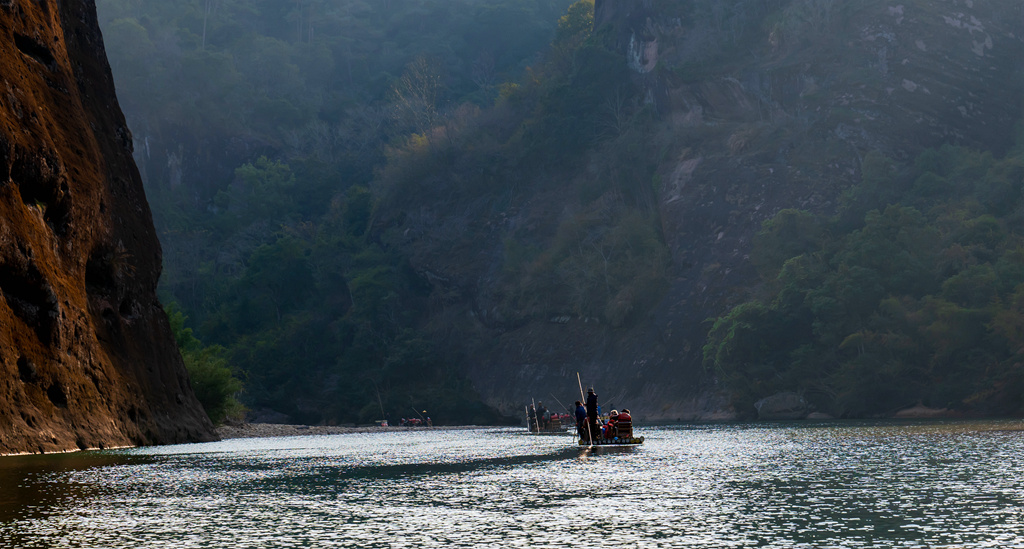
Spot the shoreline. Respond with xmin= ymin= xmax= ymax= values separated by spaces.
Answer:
xmin=215 ymin=423 xmax=498 ymax=440
xmin=216 ymin=415 xmax=1024 ymax=440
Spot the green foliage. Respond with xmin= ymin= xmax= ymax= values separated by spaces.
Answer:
xmin=555 ymin=0 xmax=594 ymax=45
xmin=100 ymin=0 xmax=652 ymax=427
xmin=527 ymin=42 xmax=632 ymax=159
xmin=339 ymin=186 xmax=372 ymax=238
xmin=501 ymin=203 xmax=669 ymax=326
xmin=753 ymin=209 xmax=822 ymax=275
xmin=228 ymin=157 xmax=299 ymax=223
xmin=184 ymin=346 xmax=244 ymax=425
xmin=166 ymin=303 xmax=244 ymax=424
xmin=95 ymin=0 xmax=576 ymax=162
xmin=707 ymin=145 xmax=1024 ymax=418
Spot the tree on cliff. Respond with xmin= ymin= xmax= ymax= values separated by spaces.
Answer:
xmin=167 ymin=304 xmax=243 ymax=424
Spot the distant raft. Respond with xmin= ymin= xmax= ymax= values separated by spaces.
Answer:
xmin=524 ymin=402 xmax=573 ymax=434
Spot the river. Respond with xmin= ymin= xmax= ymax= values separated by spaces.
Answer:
xmin=1 ymin=420 xmax=1023 ymax=548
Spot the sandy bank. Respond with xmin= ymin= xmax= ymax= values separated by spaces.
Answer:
xmin=893 ymin=404 xmax=958 ymax=419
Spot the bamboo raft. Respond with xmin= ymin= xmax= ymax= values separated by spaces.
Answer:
xmin=577 ymin=419 xmax=644 ymax=447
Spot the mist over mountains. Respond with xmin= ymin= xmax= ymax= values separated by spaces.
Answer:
xmin=98 ymin=0 xmax=1024 ymax=424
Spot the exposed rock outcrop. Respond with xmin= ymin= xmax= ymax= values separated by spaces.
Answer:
xmin=754 ymin=392 xmax=808 ymax=420
xmin=0 ymin=0 xmax=215 ymax=454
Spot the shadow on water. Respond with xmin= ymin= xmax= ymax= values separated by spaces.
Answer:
xmin=4 ymin=422 xmax=1024 ymax=547
xmin=576 ymin=444 xmax=640 ymax=458
xmin=0 ymin=453 xmax=145 ymax=523
xmin=295 ymin=445 xmax=584 ymax=484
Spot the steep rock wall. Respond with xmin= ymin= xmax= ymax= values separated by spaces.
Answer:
xmin=0 ymin=0 xmax=215 ymax=454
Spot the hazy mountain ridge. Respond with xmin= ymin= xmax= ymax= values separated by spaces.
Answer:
xmin=91 ymin=0 xmax=1024 ymax=425
xmin=385 ymin=0 xmax=1024 ymax=419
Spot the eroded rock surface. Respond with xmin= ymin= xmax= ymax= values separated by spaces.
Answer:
xmin=0 ymin=0 xmax=214 ymax=454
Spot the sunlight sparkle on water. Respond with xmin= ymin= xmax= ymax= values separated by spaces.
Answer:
xmin=2 ymin=421 xmax=1024 ymax=548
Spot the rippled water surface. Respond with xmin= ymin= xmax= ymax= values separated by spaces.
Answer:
xmin=3 ymin=421 xmax=1024 ymax=548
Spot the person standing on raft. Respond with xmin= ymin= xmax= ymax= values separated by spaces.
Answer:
xmin=574 ymin=401 xmax=587 ymax=437
xmin=585 ymin=388 xmax=599 ymax=433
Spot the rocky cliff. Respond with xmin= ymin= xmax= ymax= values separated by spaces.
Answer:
xmin=400 ymin=0 xmax=1024 ymax=420
xmin=0 ymin=0 xmax=214 ymax=454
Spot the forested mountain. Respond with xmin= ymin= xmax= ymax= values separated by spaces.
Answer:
xmin=96 ymin=0 xmax=575 ymax=424
xmin=98 ymin=0 xmax=1024 ymax=424
xmin=705 ymin=146 xmax=1024 ymax=417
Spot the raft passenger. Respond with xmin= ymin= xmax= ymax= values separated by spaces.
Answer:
xmin=602 ymin=410 xmax=619 ymax=439
xmin=574 ymin=401 xmax=587 ymax=437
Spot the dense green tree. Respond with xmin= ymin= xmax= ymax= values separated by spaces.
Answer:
xmin=554 ymin=0 xmax=594 ymax=45
xmin=227 ymin=157 xmax=299 ymax=224
xmin=706 ymin=144 xmax=1024 ymax=418
xmin=166 ymin=304 xmax=243 ymax=423
xmin=95 ymin=0 xmax=577 ymax=425
xmin=98 ymin=0 xmax=673 ymax=426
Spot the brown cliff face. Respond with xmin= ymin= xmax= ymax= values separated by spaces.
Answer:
xmin=0 ymin=0 xmax=215 ymax=454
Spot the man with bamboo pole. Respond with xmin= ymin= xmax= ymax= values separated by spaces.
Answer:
xmin=577 ymin=372 xmax=598 ymax=445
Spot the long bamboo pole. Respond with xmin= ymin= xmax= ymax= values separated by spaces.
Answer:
xmin=549 ymin=393 xmax=570 ymax=414
xmin=577 ymin=373 xmax=594 ymax=445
